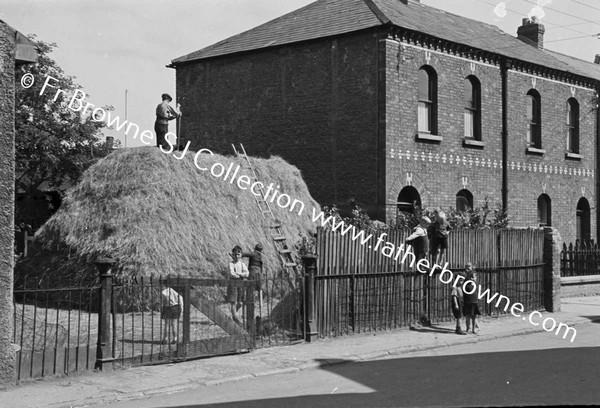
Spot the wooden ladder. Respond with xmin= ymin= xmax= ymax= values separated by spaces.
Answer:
xmin=231 ymin=143 xmax=299 ymax=288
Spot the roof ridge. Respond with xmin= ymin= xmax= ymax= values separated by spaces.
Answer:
xmin=362 ymin=0 xmax=391 ymax=25
xmin=546 ymin=48 xmax=598 ymax=68
xmin=172 ymin=0 xmax=324 ymax=64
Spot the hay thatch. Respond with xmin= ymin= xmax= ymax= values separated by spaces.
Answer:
xmin=18 ymin=147 xmax=320 ymax=286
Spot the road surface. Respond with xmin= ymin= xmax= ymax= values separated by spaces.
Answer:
xmin=94 ymin=321 xmax=600 ymax=407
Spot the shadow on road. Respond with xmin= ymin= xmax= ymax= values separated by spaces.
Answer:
xmin=182 ymin=347 xmax=600 ymax=407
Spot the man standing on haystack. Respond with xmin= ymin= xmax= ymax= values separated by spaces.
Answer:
xmin=154 ymin=93 xmax=181 ymax=149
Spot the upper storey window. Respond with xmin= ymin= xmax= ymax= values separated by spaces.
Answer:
xmin=566 ymin=98 xmax=579 ymax=154
xmin=464 ymin=76 xmax=481 ymax=140
xmin=526 ymin=89 xmax=542 ymax=149
xmin=418 ymin=66 xmax=438 ymax=135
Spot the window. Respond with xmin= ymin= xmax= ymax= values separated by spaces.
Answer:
xmin=456 ymin=189 xmax=474 ymax=212
xmin=537 ymin=194 xmax=551 ymax=226
xmin=397 ymin=186 xmax=422 ymax=214
xmin=567 ymin=98 xmax=579 ymax=154
xmin=464 ymin=76 xmax=481 ymax=140
xmin=418 ymin=66 xmax=437 ymax=134
xmin=526 ymin=90 xmax=542 ymax=148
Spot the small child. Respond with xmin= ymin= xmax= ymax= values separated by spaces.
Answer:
xmin=451 ymin=273 xmax=467 ymax=335
xmin=462 ymin=262 xmax=481 ymax=334
xmin=161 ymin=283 xmax=183 ymax=344
xmin=227 ymin=245 xmax=249 ymax=325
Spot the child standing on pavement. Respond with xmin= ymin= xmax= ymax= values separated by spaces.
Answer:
xmin=451 ymin=272 xmax=467 ymax=335
xmin=463 ymin=262 xmax=481 ymax=334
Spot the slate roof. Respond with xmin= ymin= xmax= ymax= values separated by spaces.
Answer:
xmin=171 ymin=0 xmax=600 ymax=81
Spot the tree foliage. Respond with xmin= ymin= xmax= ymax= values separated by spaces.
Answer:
xmin=317 ymin=198 xmax=509 ymax=232
xmin=390 ymin=197 xmax=509 ymax=230
xmin=15 ymin=37 xmax=111 ymax=208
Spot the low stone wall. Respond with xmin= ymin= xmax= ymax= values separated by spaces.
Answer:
xmin=561 ymin=276 xmax=600 ymax=298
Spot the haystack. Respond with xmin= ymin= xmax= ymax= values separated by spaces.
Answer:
xmin=18 ymin=147 xmax=320 ymax=287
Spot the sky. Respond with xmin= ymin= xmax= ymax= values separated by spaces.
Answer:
xmin=2 ymin=0 xmax=600 ymax=147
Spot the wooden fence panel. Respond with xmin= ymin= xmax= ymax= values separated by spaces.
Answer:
xmin=314 ymin=227 xmax=546 ymax=338
xmin=317 ymin=227 xmax=544 ymax=275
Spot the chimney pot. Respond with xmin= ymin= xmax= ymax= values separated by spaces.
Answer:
xmin=106 ymin=136 xmax=114 ymax=151
xmin=517 ymin=17 xmax=545 ymax=49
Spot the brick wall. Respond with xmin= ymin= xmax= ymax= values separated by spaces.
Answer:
xmin=0 ymin=20 xmax=16 ymax=385
xmin=506 ymin=70 xmax=596 ymax=244
xmin=385 ymin=39 xmax=504 ymax=219
xmin=384 ymin=36 xmax=596 ymax=243
xmin=176 ymin=30 xmax=381 ymax=213
xmin=177 ymin=29 xmax=597 ymax=243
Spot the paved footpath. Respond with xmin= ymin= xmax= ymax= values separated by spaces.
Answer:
xmin=3 ymin=296 xmax=600 ymax=408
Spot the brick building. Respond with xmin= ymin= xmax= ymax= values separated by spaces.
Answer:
xmin=170 ymin=0 xmax=600 ymax=244
xmin=0 ymin=19 xmax=36 ymax=384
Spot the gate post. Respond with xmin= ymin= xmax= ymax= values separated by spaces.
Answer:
xmin=182 ymin=281 xmax=191 ymax=357
xmin=543 ymin=227 xmax=562 ymax=312
xmin=245 ymin=280 xmax=256 ymax=336
xmin=301 ymin=255 xmax=318 ymax=342
xmin=94 ymin=258 xmax=115 ymax=371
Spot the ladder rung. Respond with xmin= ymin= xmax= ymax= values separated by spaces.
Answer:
xmin=279 ymin=249 xmax=292 ymax=254
xmin=262 ymin=210 xmax=272 ymax=214
xmin=285 ymin=262 xmax=297 ymax=267
xmin=273 ymin=235 xmax=286 ymax=241
xmin=271 ymin=224 xmax=281 ymax=228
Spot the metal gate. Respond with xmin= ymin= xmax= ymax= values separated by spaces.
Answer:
xmin=111 ymin=277 xmax=256 ymax=366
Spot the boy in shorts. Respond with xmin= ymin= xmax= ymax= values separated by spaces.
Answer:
xmin=451 ymin=272 xmax=467 ymax=335
xmin=463 ymin=263 xmax=481 ymax=333
xmin=227 ymin=245 xmax=249 ymax=324
xmin=161 ymin=283 xmax=184 ymax=344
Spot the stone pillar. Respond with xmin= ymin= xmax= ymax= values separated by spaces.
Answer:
xmin=0 ymin=21 xmax=17 ymax=386
xmin=0 ymin=22 xmax=36 ymax=385
xmin=543 ymin=227 xmax=562 ymax=312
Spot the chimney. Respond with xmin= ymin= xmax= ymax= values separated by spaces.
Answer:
xmin=594 ymin=54 xmax=600 ymax=64
xmin=106 ymin=136 xmax=114 ymax=152
xmin=517 ymin=17 xmax=545 ymax=49
xmin=400 ymin=0 xmax=420 ymax=4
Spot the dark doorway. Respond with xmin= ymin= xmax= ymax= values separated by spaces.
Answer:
xmin=397 ymin=186 xmax=421 ymax=214
xmin=537 ymin=194 xmax=551 ymax=227
xmin=576 ymin=197 xmax=591 ymax=243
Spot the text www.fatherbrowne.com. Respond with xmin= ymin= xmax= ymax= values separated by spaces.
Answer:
xmin=27 ymin=72 xmax=576 ymax=343
xmin=310 ymin=211 xmax=577 ymax=343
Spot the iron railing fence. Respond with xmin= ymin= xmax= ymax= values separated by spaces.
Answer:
xmin=12 ymin=272 xmax=306 ymax=380
xmin=314 ymin=264 xmax=545 ymax=338
xmin=561 ymin=240 xmax=600 ymax=277
xmin=12 ymin=281 xmax=99 ymax=381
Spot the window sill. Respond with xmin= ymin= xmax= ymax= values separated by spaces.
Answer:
xmin=526 ymin=147 xmax=546 ymax=156
xmin=565 ymin=152 xmax=583 ymax=161
xmin=415 ymin=132 xmax=443 ymax=143
xmin=462 ymin=138 xmax=485 ymax=149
